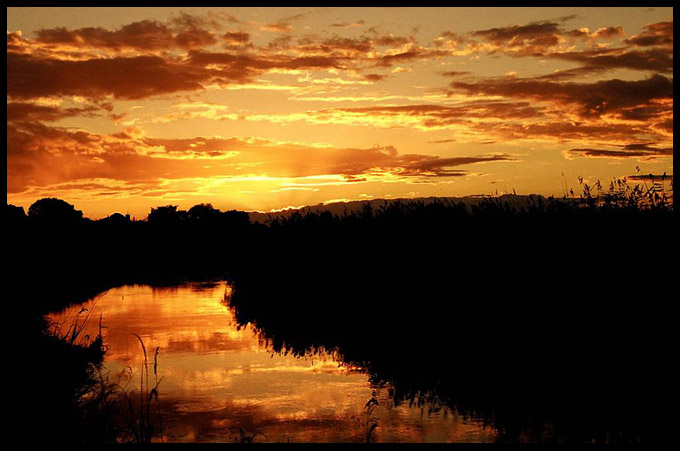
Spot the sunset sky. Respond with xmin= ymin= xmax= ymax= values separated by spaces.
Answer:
xmin=7 ymin=7 xmax=673 ymax=218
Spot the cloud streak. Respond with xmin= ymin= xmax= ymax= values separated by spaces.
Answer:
xmin=567 ymin=143 xmax=673 ymax=159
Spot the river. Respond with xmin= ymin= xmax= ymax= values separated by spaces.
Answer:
xmin=47 ymin=281 xmax=495 ymax=443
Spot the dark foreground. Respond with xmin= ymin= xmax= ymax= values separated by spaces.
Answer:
xmin=7 ymin=193 xmax=674 ymax=443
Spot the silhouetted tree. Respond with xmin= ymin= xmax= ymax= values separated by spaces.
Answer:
xmin=147 ymin=205 xmax=185 ymax=226
xmin=187 ymin=203 xmax=221 ymax=223
xmin=27 ymin=198 xmax=84 ymax=224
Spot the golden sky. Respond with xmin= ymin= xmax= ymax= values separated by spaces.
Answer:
xmin=7 ymin=7 xmax=674 ymax=218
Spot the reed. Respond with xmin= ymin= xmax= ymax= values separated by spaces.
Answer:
xmin=117 ymin=335 xmax=164 ymax=443
xmin=49 ymin=316 xmax=165 ymax=443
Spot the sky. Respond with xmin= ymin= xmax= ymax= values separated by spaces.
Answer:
xmin=7 ymin=7 xmax=674 ymax=218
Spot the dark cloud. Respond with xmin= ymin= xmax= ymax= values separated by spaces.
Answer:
xmin=468 ymin=121 xmax=662 ymax=145
xmin=441 ymin=71 xmax=471 ymax=78
xmin=261 ymin=11 xmax=313 ymax=33
xmin=7 ymin=101 xmax=111 ymax=123
xmin=36 ymin=19 xmax=217 ymax=51
xmin=295 ymin=35 xmax=374 ymax=56
xmin=625 ymin=21 xmax=673 ymax=47
xmin=174 ymin=28 xmax=217 ymax=49
xmin=188 ymin=50 xmax=347 ymax=72
xmin=394 ymin=154 xmax=510 ymax=177
xmin=169 ymin=11 xmax=227 ymax=30
xmin=7 ymin=52 xmax=209 ymax=100
xmin=375 ymin=47 xmax=449 ymax=67
xmin=449 ymin=74 xmax=673 ymax=120
xmin=567 ymin=143 xmax=673 ymax=158
xmin=12 ymin=15 xmax=424 ymax=101
xmin=590 ymin=26 xmax=624 ymax=39
xmin=373 ymin=35 xmax=413 ymax=47
xmin=223 ymin=30 xmax=250 ymax=44
xmin=330 ymin=20 xmax=366 ymax=29
xmin=363 ymin=73 xmax=386 ymax=82
xmin=6 ymin=44 xmax=351 ymax=101
xmin=556 ymin=14 xmax=580 ymax=23
xmin=332 ymin=101 xmax=545 ymax=124
xmin=553 ymin=47 xmax=673 ymax=73
xmin=651 ymin=118 xmax=673 ymax=135
xmin=471 ymin=21 xmax=563 ymax=55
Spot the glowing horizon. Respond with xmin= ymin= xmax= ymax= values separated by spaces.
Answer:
xmin=7 ymin=7 xmax=673 ymax=219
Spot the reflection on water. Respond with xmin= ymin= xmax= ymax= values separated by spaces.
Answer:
xmin=48 ymin=282 xmax=495 ymax=443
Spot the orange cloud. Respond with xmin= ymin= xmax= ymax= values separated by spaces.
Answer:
xmin=7 ymin=122 xmax=511 ymax=194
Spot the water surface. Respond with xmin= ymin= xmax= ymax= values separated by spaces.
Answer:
xmin=48 ymin=282 xmax=495 ymax=443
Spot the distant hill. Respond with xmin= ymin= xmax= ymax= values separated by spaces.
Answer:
xmin=247 ymin=194 xmax=546 ymax=223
